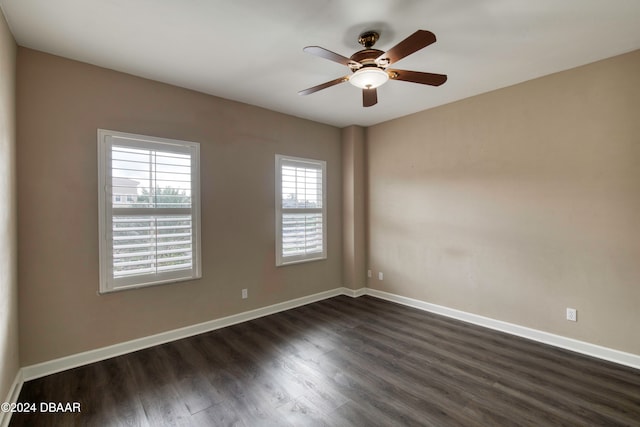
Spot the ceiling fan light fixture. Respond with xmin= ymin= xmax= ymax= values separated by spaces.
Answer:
xmin=300 ymin=29 xmax=445 ymax=106
xmin=349 ymin=67 xmax=389 ymax=89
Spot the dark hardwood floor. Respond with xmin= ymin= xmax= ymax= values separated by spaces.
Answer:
xmin=10 ymin=295 xmax=640 ymax=426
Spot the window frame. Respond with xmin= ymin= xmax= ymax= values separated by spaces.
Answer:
xmin=97 ymin=129 xmax=202 ymax=293
xmin=275 ymin=154 xmax=327 ymax=266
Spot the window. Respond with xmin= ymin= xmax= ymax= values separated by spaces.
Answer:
xmin=275 ymin=154 xmax=327 ymax=266
xmin=97 ymin=129 xmax=201 ymax=293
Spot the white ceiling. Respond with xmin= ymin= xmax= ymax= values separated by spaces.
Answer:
xmin=2 ymin=0 xmax=640 ymax=128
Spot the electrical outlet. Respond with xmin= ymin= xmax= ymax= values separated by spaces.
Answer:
xmin=367 ymin=270 xmax=372 ymax=278
xmin=378 ymin=272 xmax=384 ymax=280
xmin=566 ymin=307 xmax=577 ymax=322
xmin=242 ymin=289 xmax=248 ymax=299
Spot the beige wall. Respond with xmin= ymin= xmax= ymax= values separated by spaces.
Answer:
xmin=12 ymin=41 xmax=640 ymax=367
xmin=17 ymin=48 xmax=342 ymax=365
xmin=341 ymin=125 xmax=366 ymax=289
xmin=367 ymin=50 xmax=640 ymax=355
xmin=0 ymin=8 xmax=18 ymax=401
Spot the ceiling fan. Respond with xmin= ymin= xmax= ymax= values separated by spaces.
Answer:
xmin=299 ymin=30 xmax=447 ymax=107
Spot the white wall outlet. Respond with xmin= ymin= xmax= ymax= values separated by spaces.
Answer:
xmin=378 ymin=272 xmax=384 ymax=280
xmin=242 ymin=289 xmax=248 ymax=299
xmin=566 ymin=307 xmax=577 ymax=322
xmin=367 ymin=270 xmax=372 ymax=278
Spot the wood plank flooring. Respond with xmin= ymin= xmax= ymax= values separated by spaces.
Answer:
xmin=9 ymin=295 xmax=640 ymax=426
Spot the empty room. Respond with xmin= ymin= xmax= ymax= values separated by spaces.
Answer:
xmin=1 ymin=0 xmax=640 ymax=426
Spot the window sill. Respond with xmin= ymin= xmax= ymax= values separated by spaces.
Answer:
xmin=276 ymin=255 xmax=327 ymax=267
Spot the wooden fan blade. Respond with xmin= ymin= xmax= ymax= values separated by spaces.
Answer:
xmin=298 ymin=76 xmax=349 ymax=96
xmin=303 ymin=46 xmax=361 ymax=67
xmin=376 ymin=30 xmax=436 ymax=65
xmin=363 ymin=88 xmax=378 ymax=107
xmin=388 ymin=69 xmax=447 ymax=86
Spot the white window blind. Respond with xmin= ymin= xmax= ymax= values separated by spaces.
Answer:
xmin=98 ymin=129 xmax=201 ymax=293
xmin=275 ymin=155 xmax=327 ymax=266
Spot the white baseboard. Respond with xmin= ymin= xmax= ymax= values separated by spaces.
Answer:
xmin=0 ymin=368 xmax=24 ymax=427
xmin=365 ymin=288 xmax=640 ymax=371
xmin=22 ymin=287 xmax=351 ymax=381
xmin=342 ymin=287 xmax=367 ymax=298
xmin=16 ymin=285 xmax=640 ymax=391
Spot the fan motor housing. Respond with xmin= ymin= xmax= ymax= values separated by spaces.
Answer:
xmin=350 ymin=49 xmax=385 ymax=68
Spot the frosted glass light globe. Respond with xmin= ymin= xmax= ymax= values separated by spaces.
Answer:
xmin=349 ymin=68 xmax=389 ymax=89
